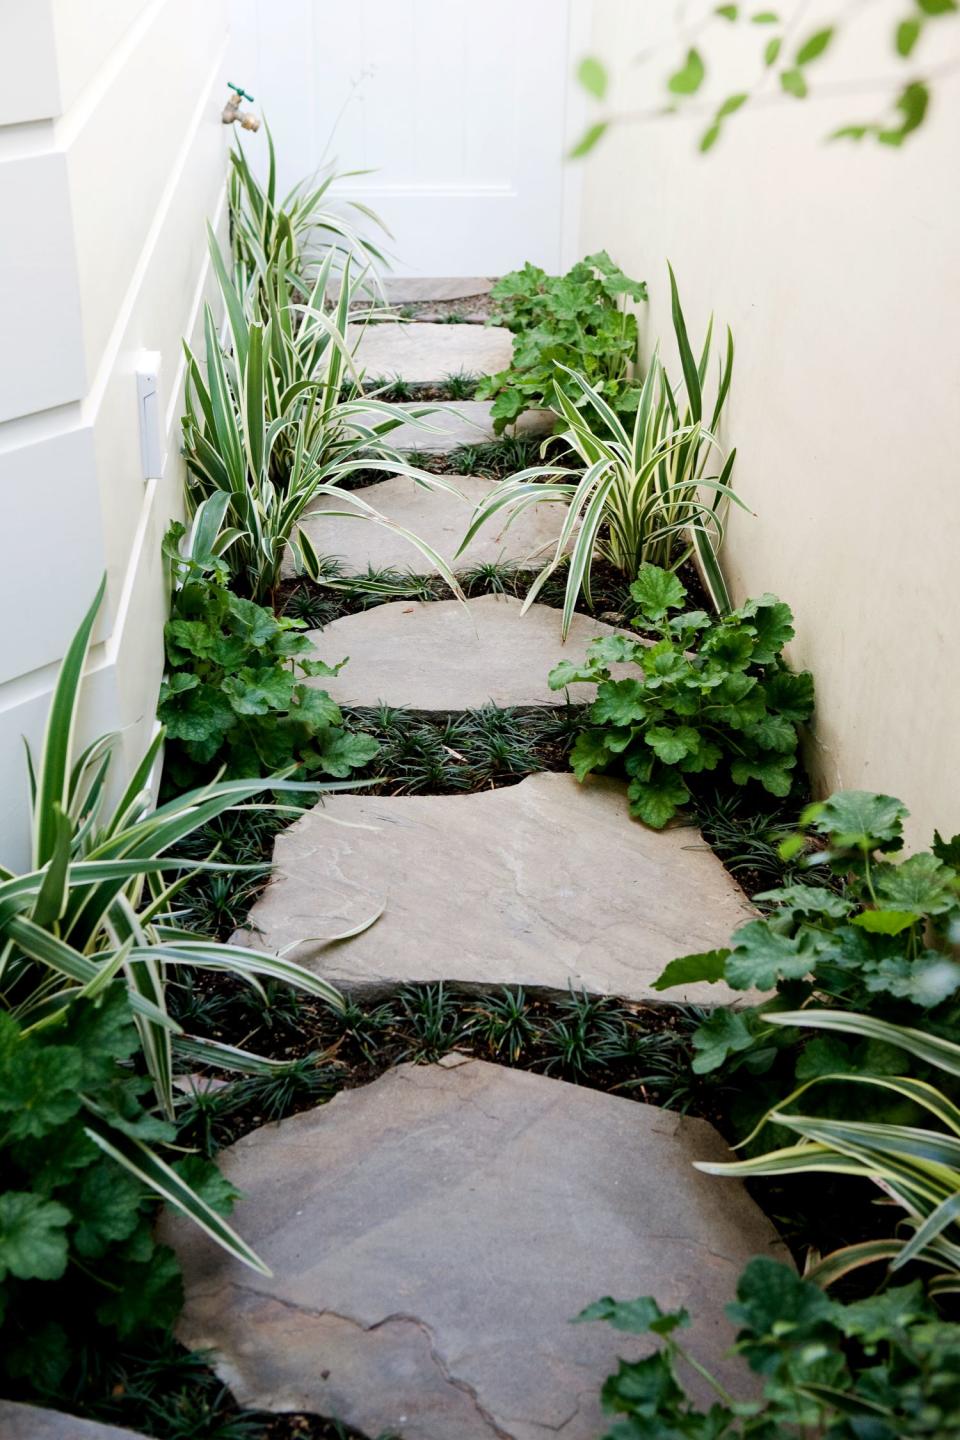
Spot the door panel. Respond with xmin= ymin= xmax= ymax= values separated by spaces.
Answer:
xmin=230 ymin=0 xmax=576 ymax=274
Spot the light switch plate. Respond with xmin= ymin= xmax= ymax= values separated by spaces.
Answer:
xmin=135 ymin=351 xmax=165 ymax=480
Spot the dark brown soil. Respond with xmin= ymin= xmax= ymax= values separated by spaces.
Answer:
xmin=276 ymin=551 xmax=712 ymax=636
xmin=354 ymin=291 xmax=496 ymax=324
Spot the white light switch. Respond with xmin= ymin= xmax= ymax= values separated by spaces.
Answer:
xmin=136 ymin=352 xmax=164 ymax=480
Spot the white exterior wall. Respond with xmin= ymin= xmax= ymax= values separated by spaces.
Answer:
xmin=579 ymin=0 xmax=960 ymax=850
xmin=0 ymin=0 xmax=229 ymax=866
xmin=228 ymin=0 xmax=591 ymax=275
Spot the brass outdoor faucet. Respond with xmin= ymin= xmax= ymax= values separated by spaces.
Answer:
xmin=222 ymin=82 xmax=260 ymax=131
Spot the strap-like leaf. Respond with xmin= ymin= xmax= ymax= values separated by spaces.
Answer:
xmin=83 ymin=1116 xmax=269 ymax=1275
xmin=768 ymin=1010 xmax=960 ymax=1077
xmin=33 ymin=577 xmax=106 ymax=867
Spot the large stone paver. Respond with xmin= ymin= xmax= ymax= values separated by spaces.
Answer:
xmin=287 ymin=475 xmax=565 ymax=578
xmin=348 ymin=321 xmax=512 ymax=382
xmin=384 ymin=277 xmax=493 ymax=301
xmin=241 ymin=772 xmax=752 ymax=1003
xmin=351 ymin=398 xmax=553 ymax=451
xmin=163 ymin=1060 xmax=785 ymax=1440
xmin=0 ymin=1403 xmax=151 ymax=1440
xmin=337 ymin=276 xmax=494 ymax=303
xmin=311 ymin=594 xmax=633 ymax=709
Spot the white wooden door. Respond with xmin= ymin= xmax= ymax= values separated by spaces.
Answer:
xmin=229 ymin=0 xmax=584 ymax=275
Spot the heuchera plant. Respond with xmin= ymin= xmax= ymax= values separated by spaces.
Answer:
xmin=0 ymin=986 xmax=235 ymax=1391
xmin=158 ymin=523 xmax=378 ymax=787
xmin=548 ymin=565 xmax=814 ymax=827
xmin=578 ymin=1260 xmax=960 ymax=1438
xmin=475 ymin=251 xmax=647 ymax=432
xmin=656 ymin=790 xmax=960 ymax=1076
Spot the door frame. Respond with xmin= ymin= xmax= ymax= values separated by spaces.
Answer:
xmin=559 ymin=0 xmax=594 ymax=269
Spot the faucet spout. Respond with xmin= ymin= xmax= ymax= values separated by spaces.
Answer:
xmin=222 ymin=82 xmax=261 ymax=131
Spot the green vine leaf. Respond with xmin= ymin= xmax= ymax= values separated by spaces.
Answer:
xmin=879 ymin=80 xmax=930 ymax=144
xmin=569 ymin=121 xmax=609 ymax=159
xmin=780 ymin=67 xmax=809 ymax=98
xmin=577 ymin=56 xmax=608 ymax=100
xmin=764 ymin=35 xmax=783 ymax=64
xmin=896 ymin=16 xmax=923 ymax=54
xmin=796 ymin=26 xmax=835 ymax=64
xmin=718 ymin=91 xmax=749 ymax=118
xmin=668 ymin=48 xmax=706 ymax=96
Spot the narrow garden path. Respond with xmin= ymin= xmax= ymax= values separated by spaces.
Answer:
xmin=165 ymin=289 xmax=779 ymax=1440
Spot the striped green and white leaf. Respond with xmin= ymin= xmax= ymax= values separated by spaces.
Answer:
xmin=456 ymin=273 xmax=742 ymax=636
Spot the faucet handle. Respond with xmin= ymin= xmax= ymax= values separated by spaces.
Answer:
xmin=226 ymin=81 xmax=255 ymax=102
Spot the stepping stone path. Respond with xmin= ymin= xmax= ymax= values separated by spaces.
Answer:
xmin=0 ymin=1402 xmax=151 ymax=1440
xmin=311 ymin=595 xmax=637 ymax=709
xmin=242 ymin=772 xmax=751 ymax=1004
xmin=165 ymin=1061 xmax=785 ymax=1440
xmin=347 ymin=320 xmax=512 ymax=381
xmin=351 ymin=397 xmax=553 ymax=452
xmin=289 ymin=474 xmax=565 ymax=578
xmin=175 ymin=288 xmax=776 ymax=1438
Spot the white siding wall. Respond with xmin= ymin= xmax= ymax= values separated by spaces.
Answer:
xmin=0 ymin=0 xmax=229 ymax=866
xmin=580 ymin=0 xmax=960 ymax=851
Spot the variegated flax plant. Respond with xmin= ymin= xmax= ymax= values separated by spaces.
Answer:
xmin=457 ymin=266 xmax=742 ymax=637
xmin=0 ymin=580 xmax=369 ymax=1271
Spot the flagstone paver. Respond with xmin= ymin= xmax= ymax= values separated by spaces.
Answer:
xmin=333 ymin=277 xmax=493 ymax=302
xmin=240 ymin=772 xmax=751 ymax=1003
xmin=0 ymin=1403 xmax=152 ymax=1440
xmin=164 ymin=1060 xmax=784 ymax=1440
xmin=385 ymin=277 xmax=493 ymax=301
xmin=350 ymin=398 xmax=553 ymax=451
xmin=310 ymin=594 xmax=633 ymax=709
xmin=348 ymin=321 xmax=512 ymax=382
xmin=287 ymin=475 xmax=565 ymax=578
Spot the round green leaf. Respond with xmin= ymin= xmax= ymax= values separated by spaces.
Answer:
xmin=668 ymin=48 xmax=706 ymax=96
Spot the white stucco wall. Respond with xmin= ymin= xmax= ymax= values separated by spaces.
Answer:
xmin=0 ymin=0 xmax=229 ymax=866
xmin=579 ymin=0 xmax=960 ymax=849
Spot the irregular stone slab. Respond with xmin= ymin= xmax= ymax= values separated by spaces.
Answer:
xmin=164 ymin=1061 xmax=786 ymax=1440
xmin=287 ymin=475 xmax=565 ymax=578
xmin=241 ymin=772 xmax=752 ymax=1004
xmin=0 ymin=1403 xmax=152 ymax=1440
xmin=383 ymin=276 xmax=494 ymax=302
xmin=414 ymin=307 xmax=489 ymax=324
xmin=351 ymin=399 xmax=553 ymax=452
xmin=347 ymin=322 xmax=512 ymax=382
xmin=332 ymin=276 xmax=493 ymax=303
xmin=311 ymin=594 xmax=632 ymax=709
